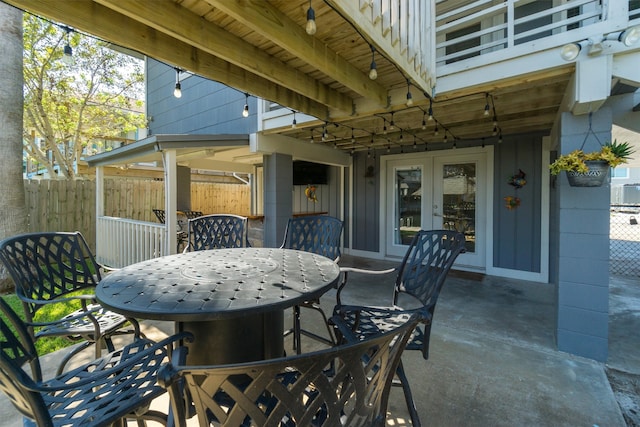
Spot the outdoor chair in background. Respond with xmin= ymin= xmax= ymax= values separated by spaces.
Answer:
xmin=331 ymin=229 xmax=466 ymax=427
xmin=280 ymin=215 xmax=343 ymax=353
xmin=0 ymin=296 xmax=191 ymax=427
xmin=185 ymin=214 xmax=249 ymax=252
xmin=0 ymin=231 xmax=139 ymax=375
xmin=180 ymin=210 xmax=203 ymax=219
xmin=152 ymin=208 xmax=166 ymax=224
xmin=158 ymin=312 xmax=421 ymax=427
xmin=153 ymin=208 xmax=189 ymax=251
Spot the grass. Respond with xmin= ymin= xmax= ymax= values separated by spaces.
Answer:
xmin=2 ymin=293 xmax=82 ymax=355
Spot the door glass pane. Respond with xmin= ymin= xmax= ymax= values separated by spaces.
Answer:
xmin=442 ymin=163 xmax=476 ymax=253
xmin=394 ymin=167 xmax=422 ymax=245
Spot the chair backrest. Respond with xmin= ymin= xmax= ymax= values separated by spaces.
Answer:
xmin=180 ymin=210 xmax=203 ymax=219
xmin=152 ymin=208 xmax=166 ymax=224
xmin=187 ymin=214 xmax=248 ymax=251
xmin=0 ymin=297 xmax=51 ymax=425
xmin=281 ymin=215 xmax=343 ymax=261
xmin=394 ymin=229 xmax=466 ymax=312
xmin=0 ymin=232 xmax=102 ymax=323
xmin=159 ymin=313 xmax=420 ymax=427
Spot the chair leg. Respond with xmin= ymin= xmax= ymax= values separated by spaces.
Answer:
xmin=293 ymin=305 xmax=302 ymax=354
xmin=396 ymin=360 xmax=422 ymax=427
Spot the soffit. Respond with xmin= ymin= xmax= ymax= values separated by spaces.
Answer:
xmin=6 ymin=0 xmax=578 ymax=153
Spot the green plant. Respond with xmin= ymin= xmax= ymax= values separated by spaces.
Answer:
xmin=549 ymin=140 xmax=635 ymax=175
xmin=0 ymin=293 xmax=80 ymax=355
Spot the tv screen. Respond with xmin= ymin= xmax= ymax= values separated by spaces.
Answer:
xmin=293 ymin=161 xmax=328 ymax=185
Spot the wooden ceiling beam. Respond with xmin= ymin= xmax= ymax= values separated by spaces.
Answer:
xmin=205 ymin=0 xmax=389 ymax=107
xmin=7 ymin=0 xmax=330 ymax=120
xmin=95 ymin=0 xmax=353 ymax=114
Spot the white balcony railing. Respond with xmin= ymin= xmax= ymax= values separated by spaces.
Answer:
xmin=96 ymin=216 xmax=166 ymax=268
xmin=436 ymin=0 xmax=639 ymax=68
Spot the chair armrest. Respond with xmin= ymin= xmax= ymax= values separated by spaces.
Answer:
xmin=30 ymin=332 xmax=194 ymax=392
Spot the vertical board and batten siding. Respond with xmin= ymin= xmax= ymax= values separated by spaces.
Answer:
xmin=350 ymin=153 xmax=381 ymax=253
xmin=292 ymin=166 xmax=342 ymax=218
xmin=493 ymin=133 xmax=543 ymax=273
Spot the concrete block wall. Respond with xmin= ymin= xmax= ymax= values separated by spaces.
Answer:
xmin=556 ymin=110 xmax=611 ymax=362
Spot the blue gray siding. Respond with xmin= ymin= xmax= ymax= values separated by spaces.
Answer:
xmin=493 ymin=133 xmax=544 ymax=272
xmin=350 ymin=152 xmax=381 ymax=252
xmin=146 ymin=59 xmax=257 ymax=135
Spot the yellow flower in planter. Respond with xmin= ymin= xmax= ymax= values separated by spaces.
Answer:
xmin=549 ymin=140 xmax=634 ymax=175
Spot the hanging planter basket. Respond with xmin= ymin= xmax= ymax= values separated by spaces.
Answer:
xmin=565 ymin=160 xmax=609 ymax=187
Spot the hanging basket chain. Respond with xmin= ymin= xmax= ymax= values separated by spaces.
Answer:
xmin=579 ymin=112 xmax=603 ymax=151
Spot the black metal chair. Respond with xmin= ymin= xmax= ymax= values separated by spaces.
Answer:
xmin=0 ymin=295 xmax=191 ymax=427
xmin=152 ymin=208 xmax=166 ymax=224
xmin=179 ymin=210 xmax=203 ymax=219
xmin=184 ymin=214 xmax=249 ymax=252
xmin=158 ymin=312 xmax=421 ymax=427
xmin=0 ymin=231 xmax=139 ymax=375
xmin=331 ymin=229 xmax=466 ymax=427
xmin=280 ymin=215 xmax=343 ymax=353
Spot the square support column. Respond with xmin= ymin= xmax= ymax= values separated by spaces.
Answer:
xmin=554 ymin=110 xmax=611 ymax=362
xmin=263 ymin=153 xmax=293 ymax=248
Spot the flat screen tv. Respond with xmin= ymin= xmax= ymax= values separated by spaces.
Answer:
xmin=293 ymin=161 xmax=328 ymax=185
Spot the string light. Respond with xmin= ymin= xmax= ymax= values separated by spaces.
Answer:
xmin=242 ymin=93 xmax=249 ymax=117
xmin=291 ymin=110 xmax=297 ymax=128
xmin=405 ymin=80 xmax=413 ymax=106
xmin=62 ymin=26 xmax=74 ymax=66
xmin=368 ymin=45 xmax=377 ymax=80
xmin=428 ymin=99 xmax=434 ymax=121
xmin=484 ymin=93 xmax=490 ymax=116
xmin=422 ymin=111 xmax=427 ymax=130
xmin=305 ymin=0 xmax=317 ymax=35
xmin=389 ymin=112 xmax=395 ymax=130
xmin=309 ymin=130 xmax=314 ymax=144
xmin=173 ymin=68 xmax=182 ymax=98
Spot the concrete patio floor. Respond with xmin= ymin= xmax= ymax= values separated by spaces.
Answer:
xmin=2 ymin=254 xmax=638 ymax=426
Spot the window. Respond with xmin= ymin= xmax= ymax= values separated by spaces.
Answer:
xmin=611 ymin=167 xmax=630 ymax=179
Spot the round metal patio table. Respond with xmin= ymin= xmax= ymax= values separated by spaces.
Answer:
xmin=96 ymin=248 xmax=340 ymax=365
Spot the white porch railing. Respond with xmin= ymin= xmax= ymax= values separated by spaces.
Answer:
xmin=96 ymin=216 xmax=166 ymax=268
xmin=436 ymin=0 xmax=639 ymax=67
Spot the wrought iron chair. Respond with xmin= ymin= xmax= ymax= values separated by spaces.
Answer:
xmin=184 ymin=214 xmax=249 ymax=252
xmin=0 ymin=296 xmax=191 ymax=427
xmin=152 ymin=208 xmax=166 ymax=224
xmin=158 ymin=312 xmax=421 ymax=427
xmin=0 ymin=231 xmax=139 ymax=375
xmin=280 ymin=215 xmax=343 ymax=353
xmin=331 ymin=229 xmax=466 ymax=427
xmin=179 ymin=210 xmax=203 ymax=219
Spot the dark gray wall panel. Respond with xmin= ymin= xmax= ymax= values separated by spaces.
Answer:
xmin=351 ymin=152 xmax=380 ymax=252
xmin=493 ymin=133 xmax=544 ymax=272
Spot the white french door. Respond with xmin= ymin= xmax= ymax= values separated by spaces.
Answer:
xmin=384 ymin=149 xmax=488 ymax=269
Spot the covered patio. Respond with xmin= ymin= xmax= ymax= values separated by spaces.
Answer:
xmin=1 ymin=255 xmax=636 ymax=426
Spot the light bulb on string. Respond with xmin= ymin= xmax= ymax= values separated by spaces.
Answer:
xmin=484 ymin=94 xmax=490 ymax=116
xmin=368 ymin=45 xmax=377 ymax=80
xmin=173 ymin=68 xmax=182 ymax=98
xmin=406 ymin=80 xmax=413 ymax=106
xmin=242 ymin=93 xmax=249 ymax=117
xmin=291 ymin=111 xmax=297 ymax=128
xmin=306 ymin=0 xmax=317 ymax=35
xmin=61 ymin=26 xmax=74 ymax=66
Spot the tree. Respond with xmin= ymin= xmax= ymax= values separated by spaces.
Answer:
xmin=0 ymin=3 xmax=27 ymax=291
xmin=23 ymin=15 xmax=145 ymax=179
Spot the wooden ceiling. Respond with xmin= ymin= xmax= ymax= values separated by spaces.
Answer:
xmin=4 ymin=0 xmax=575 ymax=152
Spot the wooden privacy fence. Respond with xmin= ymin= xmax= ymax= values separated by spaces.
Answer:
xmin=24 ymin=178 xmax=251 ymax=251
